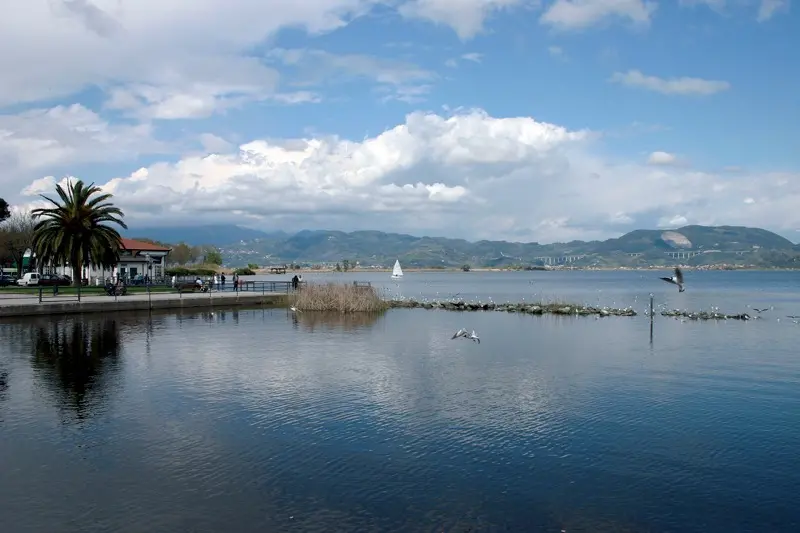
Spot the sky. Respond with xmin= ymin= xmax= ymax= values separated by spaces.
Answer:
xmin=0 ymin=0 xmax=798 ymax=244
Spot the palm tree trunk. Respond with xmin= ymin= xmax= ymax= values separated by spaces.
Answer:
xmin=71 ymin=255 xmax=82 ymax=288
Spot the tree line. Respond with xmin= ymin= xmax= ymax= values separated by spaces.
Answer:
xmin=129 ymin=239 xmax=224 ymax=266
xmin=1 ymin=184 xmax=228 ymax=284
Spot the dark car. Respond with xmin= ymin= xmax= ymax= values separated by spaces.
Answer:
xmin=57 ymin=275 xmax=89 ymax=286
xmin=38 ymin=274 xmax=72 ymax=287
xmin=0 ymin=274 xmax=16 ymax=287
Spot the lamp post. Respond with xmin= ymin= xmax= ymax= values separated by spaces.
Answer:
xmin=145 ymin=253 xmax=153 ymax=309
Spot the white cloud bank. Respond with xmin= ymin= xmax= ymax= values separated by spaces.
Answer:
xmin=13 ymin=108 xmax=800 ymax=243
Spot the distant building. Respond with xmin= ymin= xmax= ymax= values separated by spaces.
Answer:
xmin=22 ymin=238 xmax=172 ymax=282
xmin=111 ymin=238 xmax=172 ymax=280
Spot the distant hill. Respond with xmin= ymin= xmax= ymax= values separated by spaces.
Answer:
xmin=219 ymin=224 xmax=800 ymax=268
xmin=593 ymin=225 xmax=794 ymax=254
xmin=126 ymin=224 xmax=288 ymax=247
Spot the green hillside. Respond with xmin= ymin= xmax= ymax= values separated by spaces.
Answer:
xmin=211 ymin=225 xmax=799 ymax=268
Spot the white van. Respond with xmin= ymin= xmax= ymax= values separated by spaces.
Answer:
xmin=17 ymin=272 xmax=40 ymax=286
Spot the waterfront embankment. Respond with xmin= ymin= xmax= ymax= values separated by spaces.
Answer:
xmin=0 ymin=291 xmax=288 ymax=318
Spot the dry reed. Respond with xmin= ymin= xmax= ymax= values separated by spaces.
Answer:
xmin=290 ymin=282 xmax=389 ymax=313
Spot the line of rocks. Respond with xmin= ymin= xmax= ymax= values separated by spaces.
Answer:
xmin=660 ymin=310 xmax=752 ymax=321
xmin=387 ymin=299 xmax=637 ymax=317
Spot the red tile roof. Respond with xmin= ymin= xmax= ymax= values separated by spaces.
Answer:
xmin=120 ymin=238 xmax=172 ymax=252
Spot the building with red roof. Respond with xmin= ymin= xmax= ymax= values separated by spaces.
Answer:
xmin=115 ymin=238 xmax=172 ymax=281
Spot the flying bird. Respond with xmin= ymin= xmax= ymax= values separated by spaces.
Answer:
xmin=752 ymin=308 xmax=769 ymax=313
xmin=451 ymin=328 xmax=480 ymax=343
xmin=660 ymin=267 xmax=685 ymax=292
xmin=451 ymin=328 xmax=468 ymax=340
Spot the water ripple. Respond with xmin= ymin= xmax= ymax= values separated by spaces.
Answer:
xmin=1 ymin=292 xmax=799 ymax=532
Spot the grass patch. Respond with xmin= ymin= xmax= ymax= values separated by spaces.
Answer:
xmin=291 ymin=282 xmax=389 ymax=313
xmin=0 ymin=285 xmax=177 ymax=295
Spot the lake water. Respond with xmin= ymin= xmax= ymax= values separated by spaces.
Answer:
xmin=1 ymin=270 xmax=799 ymax=532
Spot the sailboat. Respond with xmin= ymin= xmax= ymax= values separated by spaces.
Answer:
xmin=391 ymin=259 xmax=403 ymax=280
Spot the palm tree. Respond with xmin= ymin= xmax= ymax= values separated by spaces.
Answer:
xmin=32 ymin=179 xmax=127 ymax=286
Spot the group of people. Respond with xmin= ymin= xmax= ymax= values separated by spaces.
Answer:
xmin=169 ymin=272 xmax=302 ymax=291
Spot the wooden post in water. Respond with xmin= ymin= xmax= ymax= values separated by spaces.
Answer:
xmin=649 ymin=293 xmax=654 ymax=344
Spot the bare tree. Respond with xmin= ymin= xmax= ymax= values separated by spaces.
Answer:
xmin=0 ymin=211 xmax=36 ymax=277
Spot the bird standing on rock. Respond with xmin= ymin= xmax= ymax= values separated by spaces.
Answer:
xmin=660 ymin=267 xmax=685 ymax=292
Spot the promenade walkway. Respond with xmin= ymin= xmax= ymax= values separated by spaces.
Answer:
xmin=0 ymin=290 xmax=288 ymax=318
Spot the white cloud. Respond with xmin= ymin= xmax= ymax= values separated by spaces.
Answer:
xmin=610 ymin=70 xmax=731 ymax=95
xmin=647 ymin=151 xmax=677 ymax=166
xmin=680 ymin=0 xmax=790 ymax=22
xmin=548 ymin=45 xmax=565 ymax=58
xmin=658 ymin=214 xmax=689 ymax=228
xmin=266 ymin=48 xmax=435 ymax=103
xmin=0 ymin=103 xmax=167 ymax=183
xmin=398 ymin=0 xmax=533 ymax=39
xmin=540 ymin=0 xmax=657 ymax=30
xmin=757 ymin=0 xmax=790 ymax=21
xmin=0 ymin=0 xmax=386 ymax=109
xmin=461 ymin=52 xmax=484 ymax=63
xmin=199 ymin=134 xmax=234 ymax=154
xmin=14 ymin=109 xmax=800 ymax=242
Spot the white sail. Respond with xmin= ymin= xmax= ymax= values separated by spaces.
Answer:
xmin=391 ymin=259 xmax=403 ymax=279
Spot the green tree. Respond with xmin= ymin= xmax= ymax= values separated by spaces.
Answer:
xmin=0 ymin=198 xmax=9 ymax=223
xmin=0 ymin=211 xmax=36 ymax=277
xmin=31 ymin=180 xmax=126 ymax=286
xmin=342 ymin=259 xmax=350 ymax=271
xmin=247 ymin=263 xmax=259 ymax=270
xmin=205 ymin=249 xmax=223 ymax=265
xmin=335 ymin=262 xmax=341 ymax=272
xmin=170 ymin=242 xmax=191 ymax=265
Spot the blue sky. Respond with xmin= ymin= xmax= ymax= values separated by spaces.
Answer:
xmin=0 ymin=0 xmax=797 ymax=243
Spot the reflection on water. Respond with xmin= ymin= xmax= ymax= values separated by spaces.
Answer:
xmin=1 ymin=273 xmax=799 ymax=532
xmin=295 ymin=310 xmax=384 ymax=332
xmin=30 ymin=319 xmax=122 ymax=421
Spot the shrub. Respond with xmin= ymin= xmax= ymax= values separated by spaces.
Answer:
xmin=165 ymin=266 xmax=219 ymax=277
xmin=233 ymin=267 xmax=255 ymax=276
xmin=165 ymin=267 xmax=191 ymax=276
xmin=290 ymin=282 xmax=388 ymax=313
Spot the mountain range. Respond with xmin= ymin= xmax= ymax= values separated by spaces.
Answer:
xmin=128 ymin=224 xmax=800 ymax=268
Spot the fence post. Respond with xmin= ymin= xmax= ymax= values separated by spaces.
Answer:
xmin=38 ymin=287 xmax=42 ymax=303
xmin=649 ymin=293 xmax=654 ymax=344
xmin=77 ymin=282 xmax=81 ymax=303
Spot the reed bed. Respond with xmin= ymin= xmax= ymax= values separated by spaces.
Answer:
xmin=290 ymin=282 xmax=389 ymax=313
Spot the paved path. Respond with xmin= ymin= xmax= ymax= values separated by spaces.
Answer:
xmin=0 ymin=290 xmax=289 ymax=318
xmin=0 ymin=290 xmax=279 ymax=305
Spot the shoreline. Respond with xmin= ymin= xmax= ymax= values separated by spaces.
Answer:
xmin=255 ymin=265 xmax=800 ymax=274
xmin=0 ymin=291 xmax=756 ymax=322
xmin=0 ymin=291 xmax=288 ymax=319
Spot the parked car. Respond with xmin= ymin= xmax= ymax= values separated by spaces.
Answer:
xmin=38 ymin=274 xmax=72 ymax=287
xmin=0 ymin=274 xmax=17 ymax=287
xmin=17 ymin=272 xmax=40 ymax=286
xmin=16 ymin=273 xmax=72 ymax=287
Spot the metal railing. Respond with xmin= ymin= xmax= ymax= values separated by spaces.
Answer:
xmin=0 ymin=280 xmax=303 ymax=303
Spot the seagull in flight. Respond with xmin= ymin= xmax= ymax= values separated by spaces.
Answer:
xmin=752 ymin=308 xmax=769 ymax=313
xmin=451 ymin=328 xmax=480 ymax=343
xmin=660 ymin=267 xmax=685 ymax=292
